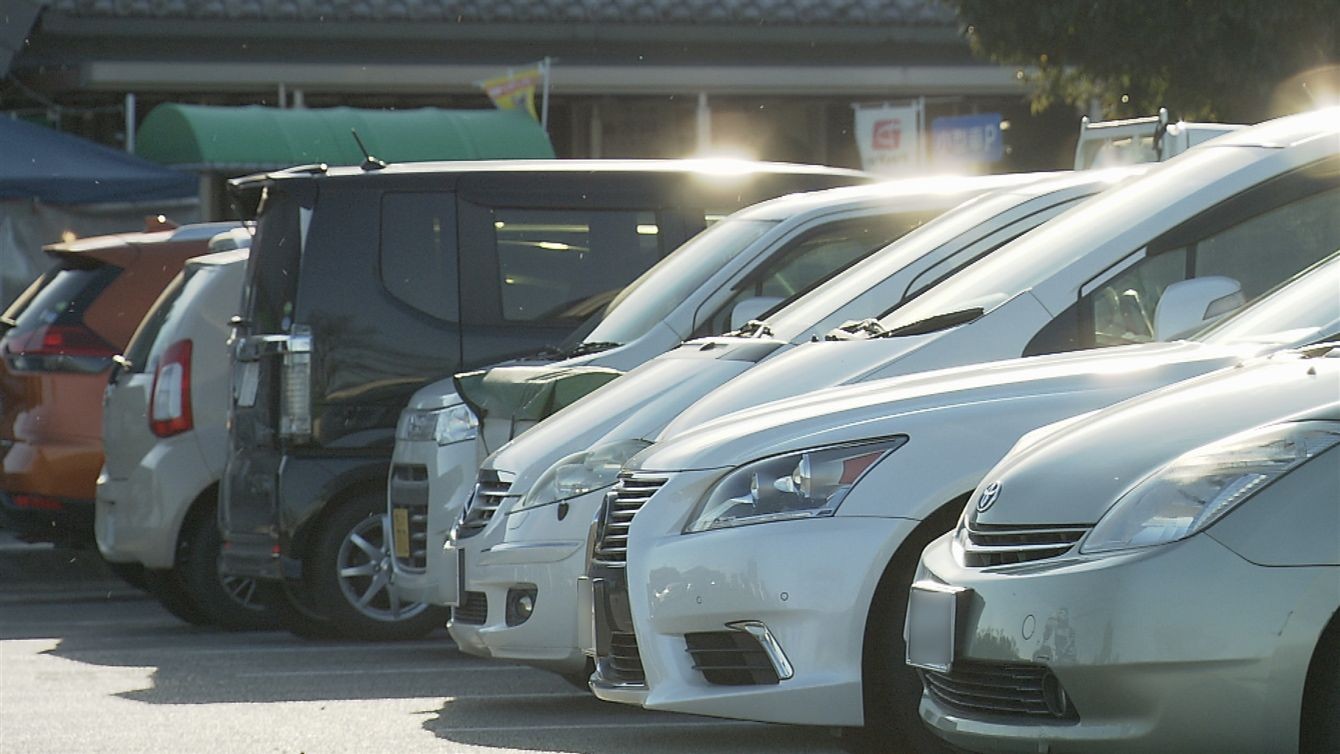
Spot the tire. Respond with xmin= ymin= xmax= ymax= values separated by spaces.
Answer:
xmin=272 ymin=580 xmax=344 ymax=640
xmin=845 ymin=505 xmax=962 ymax=754
xmin=176 ymin=504 xmax=281 ymax=632
xmin=142 ymin=568 xmax=211 ymax=626
xmin=1300 ymin=618 xmax=1340 ymax=753
xmin=305 ymin=490 xmax=449 ymax=641
xmin=100 ymin=557 xmax=152 ymax=593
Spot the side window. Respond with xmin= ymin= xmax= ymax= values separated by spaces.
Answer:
xmin=380 ymin=192 xmax=459 ymax=322
xmin=696 ymin=213 xmax=932 ymax=336
xmin=1028 ymin=165 xmax=1340 ymax=357
xmin=493 ymin=209 xmax=661 ymax=324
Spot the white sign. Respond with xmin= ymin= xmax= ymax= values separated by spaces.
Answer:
xmin=854 ymin=103 xmax=922 ymax=173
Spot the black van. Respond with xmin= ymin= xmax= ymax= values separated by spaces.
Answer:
xmin=218 ymin=160 xmax=869 ymax=635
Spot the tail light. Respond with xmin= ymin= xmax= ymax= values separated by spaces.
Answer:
xmin=278 ymin=325 xmax=313 ymax=442
xmin=150 ymin=339 xmax=193 ymax=437
xmin=2 ymin=324 xmax=117 ymax=373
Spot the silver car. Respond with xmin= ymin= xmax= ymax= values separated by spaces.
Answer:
xmin=907 ymin=346 xmax=1340 ymax=752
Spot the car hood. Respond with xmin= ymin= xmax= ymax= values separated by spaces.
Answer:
xmin=634 ymin=340 xmax=1265 ymax=473
xmin=482 ymin=337 xmax=783 ymax=482
xmin=970 ymin=347 xmax=1340 ymax=528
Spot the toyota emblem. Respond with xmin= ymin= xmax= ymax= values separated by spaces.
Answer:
xmin=975 ymin=481 xmax=1002 ymax=513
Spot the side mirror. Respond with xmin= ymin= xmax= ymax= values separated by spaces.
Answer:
xmin=1153 ymin=276 xmax=1245 ymax=341
xmin=730 ymin=296 xmax=784 ymax=332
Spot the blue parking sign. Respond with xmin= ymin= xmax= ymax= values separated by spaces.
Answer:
xmin=931 ymin=113 xmax=1003 ymax=164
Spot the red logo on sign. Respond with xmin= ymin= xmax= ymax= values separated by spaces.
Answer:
xmin=873 ymin=119 xmax=902 ymax=149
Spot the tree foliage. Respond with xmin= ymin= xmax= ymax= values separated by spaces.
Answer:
xmin=944 ymin=0 xmax=1340 ymax=121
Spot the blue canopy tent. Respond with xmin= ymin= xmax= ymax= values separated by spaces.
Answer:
xmin=0 ymin=117 xmax=196 ymax=204
xmin=0 ymin=118 xmax=199 ymax=306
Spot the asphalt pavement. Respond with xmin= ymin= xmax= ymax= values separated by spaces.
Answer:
xmin=0 ymin=536 xmax=847 ymax=754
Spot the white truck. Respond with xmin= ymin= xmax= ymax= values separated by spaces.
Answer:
xmin=1074 ymin=107 xmax=1240 ymax=169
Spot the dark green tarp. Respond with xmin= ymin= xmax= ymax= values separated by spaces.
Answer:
xmin=137 ymin=104 xmax=555 ymax=170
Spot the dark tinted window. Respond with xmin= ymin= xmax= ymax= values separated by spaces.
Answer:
xmin=244 ymin=188 xmax=302 ymax=333
xmin=493 ymin=209 xmax=661 ymax=323
xmin=1 ymin=259 xmax=119 ymax=343
xmin=380 ymin=193 xmax=459 ymax=322
xmin=122 ymin=268 xmax=198 ymax=374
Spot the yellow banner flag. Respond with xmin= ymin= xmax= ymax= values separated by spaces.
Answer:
xmin=480 ymin=67 xmax=544 ymax=120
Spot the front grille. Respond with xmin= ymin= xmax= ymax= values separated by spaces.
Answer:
xmin=959 ymin=520 xmax=1089 ymax=567
xmin=922 ymin=661 xmax=1078 ymax=720
xmin=389 ymin=463 xmax=430 ymax=571
xmin=592 ymin=474 xmax=667 ymax=566
xmin=605 ymin=631 xmax=645 ymax=684
xmin=456 ymin=472 xmax=513 ymax=538
xmin=685 ymin=631 xmax=780 ymax=686
xmin=452 ymin=591 xmax=488 ymax=625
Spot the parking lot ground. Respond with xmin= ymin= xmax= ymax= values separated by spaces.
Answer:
xmin=0 ymin=543 xmax=846 ymax=754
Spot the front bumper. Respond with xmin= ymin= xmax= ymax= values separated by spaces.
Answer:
xmin=447 ymin=487 xmax=603 ymax=676
xmin=95 ymin=435 xmax=214 ymax=569
xmin=386 ymin=436 xmax=479 ymax=605
xmin=591 ymin=514 xmax=919 ymax=727
xmin=913 ymin=531 xmax=1333 ymax=753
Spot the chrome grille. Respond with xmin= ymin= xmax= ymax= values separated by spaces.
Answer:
xmin=959 ymin=519 xmax=1089 ymax=567
xmin=389 ymin=463 xmax=429 ymax=571
xmin=921 ymin=661 xmax=1078 ymax=720
xmin=592 ymin=474 xmax=667 ymax=567
xmin=455 ymin=472 xmax=513 ymax=538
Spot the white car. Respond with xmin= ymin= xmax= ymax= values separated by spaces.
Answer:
xmin=451 ymin=107 xmax=1340 ymax=683
xmin=586 ymin=253 xmax=1340 ymax=751
xmin=910 ymin=350 xmax=1340 ymax=753
xmin=386 ymin=174 xmax=1047 ymax=607
xmin=443 ymin=169 xmax=1144 ymax=675
xmin=95 ymin=245 xmax=271 ymax=629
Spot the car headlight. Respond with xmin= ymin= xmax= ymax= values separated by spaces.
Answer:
xmin=1082 ymin=421 xmax=1340 ymax=554
xmin=395 ymin=404 xmax=479 ymax=445
xmin=684 ymin=437 xmax=906 ymax=533
xmin=514 ymin=439 xmax=653 ymax=512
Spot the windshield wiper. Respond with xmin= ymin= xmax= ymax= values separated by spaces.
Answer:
xmin=566 ymin=341 xmax=621 ymax=358
xmin=0 ymin=315 xmax=16 ymax=331
xmin=733 ymin=319 xmax=773 ymax=338
xmin=876 ymin=307 xmax=985 ymax=338
xmin=825 ymin=318 xmax=886 ymax=341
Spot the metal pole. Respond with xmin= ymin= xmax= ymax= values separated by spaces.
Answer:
xmin=278 ymin=82 xmax=287 ymax=109
xmin=696 ymin=92 xmax=711 ymax=153
xmin=540 ymin=57 xmax=551 ymax=131
xmin=124 ymin=92 xmax=136 ymax=154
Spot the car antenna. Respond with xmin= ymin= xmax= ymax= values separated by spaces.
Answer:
xmin=350 ymin=129 xmax=387 ymax=171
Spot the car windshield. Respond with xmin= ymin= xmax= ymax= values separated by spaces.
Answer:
xmin=582 ymin=218 xmax=779 ymax=345
xmin=1192 ymin=252 xmax=1340 ymax=345
xmin=874 ymin=146 xmax=1263 ymax=334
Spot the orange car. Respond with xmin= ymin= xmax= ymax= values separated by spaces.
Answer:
xmin=0 ymin=221 xmax=244 ymax=544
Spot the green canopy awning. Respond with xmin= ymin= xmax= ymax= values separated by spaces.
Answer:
xmin=136 ymin=104 xmax=554 ymax=170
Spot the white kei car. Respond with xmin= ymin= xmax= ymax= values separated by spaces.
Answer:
xmin=95 ymin=245 xmax=271 ymax=629
xmin=910 ymin=350 xmax=1340 ymax=753
xmin=385 ymin=174 xmax=1046 ymax=606
xmin=586 ymin=253 xmax=1340 ymax=750
xmin=443 ymin=169 xmax=1145 ymax=675
xmin=451 ymin=107 xmax=1340 ymax=684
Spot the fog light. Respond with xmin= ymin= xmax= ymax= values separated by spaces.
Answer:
xmin=505 ymin=586 xmax=538 ymax=627
xmin=1041 ymin=670 xmax=1073 ymax=718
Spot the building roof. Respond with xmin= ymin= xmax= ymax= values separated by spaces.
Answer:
xmin=48 ymin=0 xmax=955 ymax=26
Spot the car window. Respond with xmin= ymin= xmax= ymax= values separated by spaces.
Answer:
xmin=697 ymin=213 xmax=934 ymax=335
xmin=1 ymin=259 xmax=119 ymax=344
xmin=380 ymin=192 xmax=460 ymax=322
xmin=122 ymin=270 xmax=191 ymax=374
xmin=1085 ymin=184 xmax=1340 ymax=347
xmin=493 ymin=208 xmax=662 ymax=323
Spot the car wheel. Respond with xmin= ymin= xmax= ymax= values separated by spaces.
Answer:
xmin=845 ymin=505 xmax=961 ymax=754
xmin=142 ymin=568 xmax=211 ymax=626
xmin=177 ymin=504 xmax=281 ymax=632
xmin=100 ymin=557 xmax=152 ymax=593
xmin=1300 ymin=619 xmax=1340 ymax=753
xmin=307 ymin=490 xmax=449 ymax=641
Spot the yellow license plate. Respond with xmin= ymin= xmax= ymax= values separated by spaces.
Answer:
xmin=391 ymin=508 xmax=411 ymax=559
